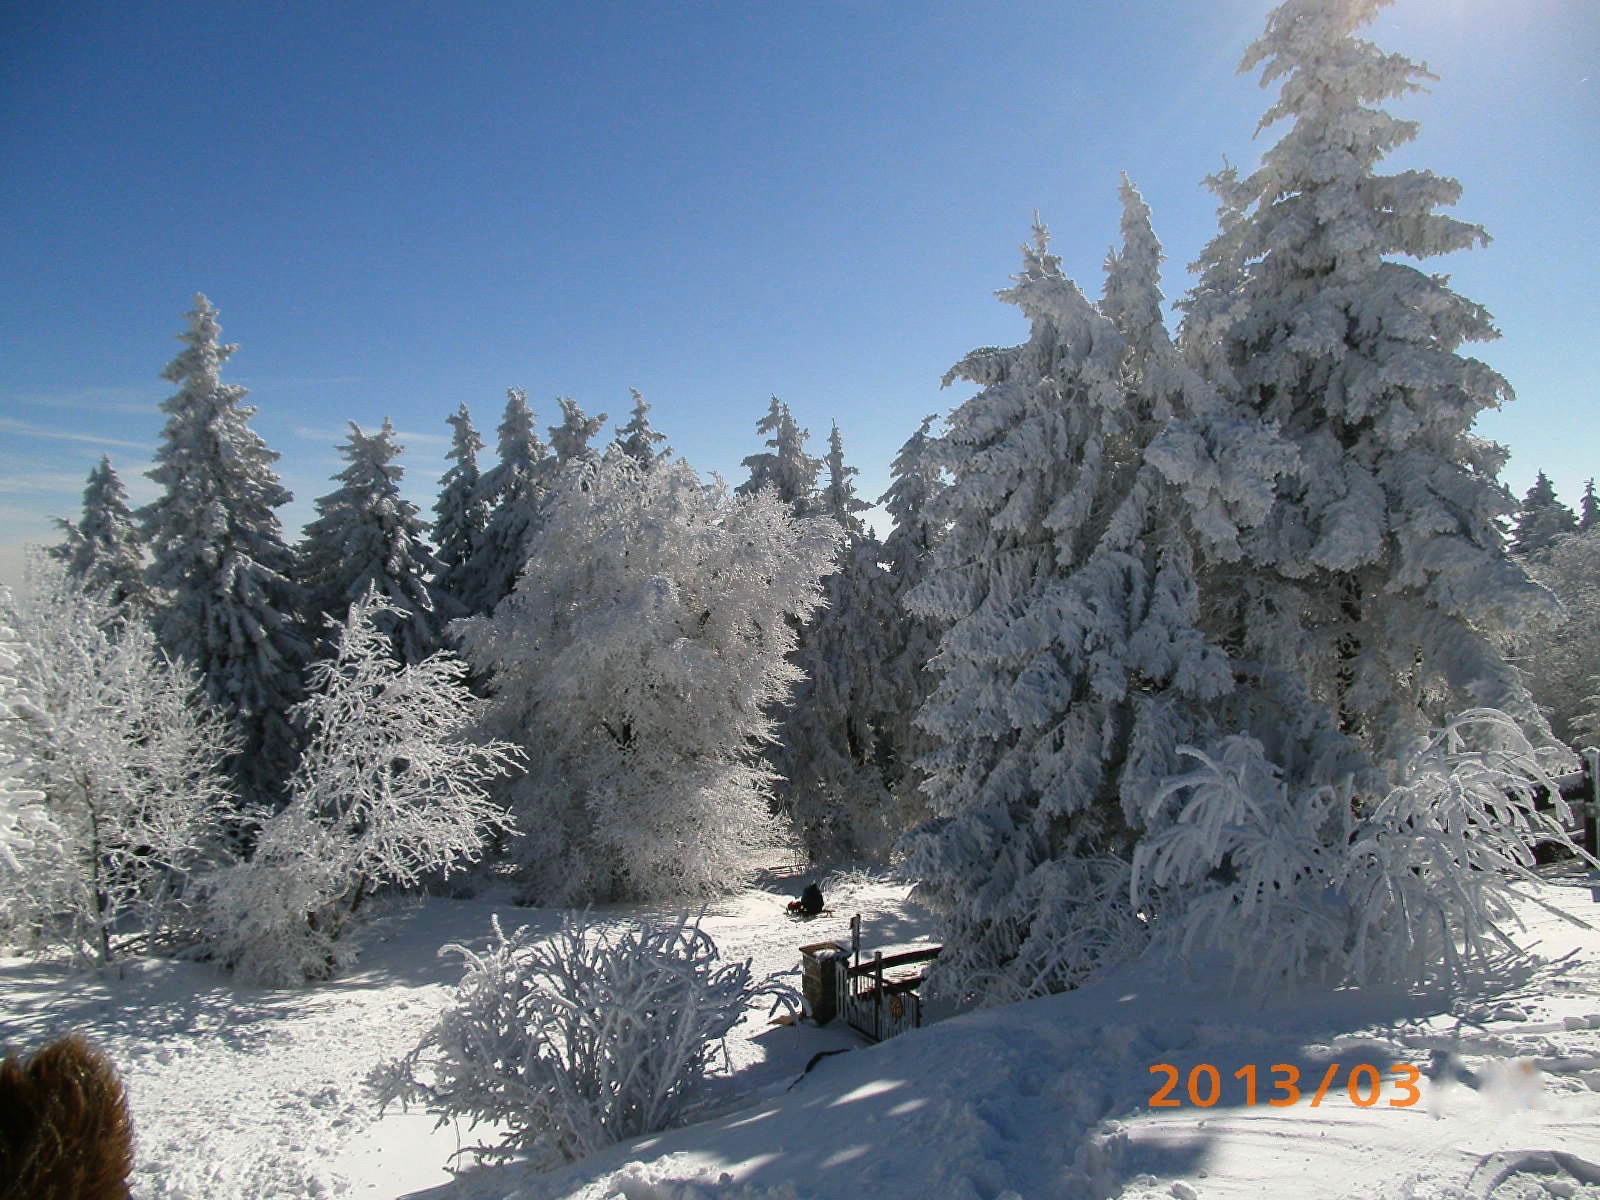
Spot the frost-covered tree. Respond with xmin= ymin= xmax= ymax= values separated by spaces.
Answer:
xmin=141 ymin=295 xmax=309 ymax=807
xmin=0 ymin=558 xmax=237 ymax=963
xmin=778 ymin=424 xmax=898 ymax=860
xmin=1517 ymin=528 xmax=1600 ymax=746
xmin=782 ymin=535 xmax=898 ymax=861
xmin=466 ymin=388 xmax=549 ymax=616
xmin=299 ymin=418 xmax=449 ymax=663
xmin=0 ymin=606 xmax=53 ymax=926
xmin=201 ymin=592 xmax=520 ymax=984
xmin=737 ymin=397 xmax=820 ymax=514
xmin=456 ymin=455 xmax=841 ymax=904
xmin=51 ymin=457 xmax=148 ymax=615
xmin=1581 ymin=480 xmax=1599 ymax=532
xmin=548 ymin=397 xmax=607 ymax=466
xmin=611 ymin=389 xmax=672 ymax=468
xmin=1510 ymin=471 xmax=1578 ymax=558
xmin=432 ymin=404 xmax=491 ymax=617
xmin=817 ymin=422 xmax=871 ymax=539
xmin=903 ymin=200 xmax=1295 ymax=1000
xmin=1186 ymin=0 xmax=1553 ymax=765
xmin=873 ymin=415 xmax=947 ymax=809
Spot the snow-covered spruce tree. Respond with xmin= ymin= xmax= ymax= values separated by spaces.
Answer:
xmin=465 ymin=388 xmax=549 ymax=616
xmin=299 ymin=418 xmax=450 ymax=663
xmin=456 ymin=453 xmax=841 ymax=904
xmin=141 ymin=295 xmax=310 ymax=808
xmin=903 ymin=204 xmax=1293 ymax=1003
xmin=736 ymin=396 xmax=821 ymax=515
xmin=548 ymin=397 xmax=607 ymax=466
xmin=51 ymin=457 xmax=149 ymax=616
xmin=1581 ymin=480 xmax=1599 ymax=532
xmin=611 ymin=389 xmax=672 ymax=468
xmin=0 ymin=557 xmax=237 ymax=964
xmin=1517 ymin=528 xmax=1600 ymax=746
xmin=1509 ymin=470 xmax=1578 ymax=559
xmin=874 ymin=415 xmax=947 ymax=810
xmin=202 ymin=592 xmax=520 ymax=984
xmin=817 ymin=422 xmax=871 ymax=541
xmin=1115 ymin=0 xmax=1579 ymax=993
xmin=779 ymin=424 xmax=901 ymax=861
xmin=431 ymin=404 xmax=491 ymax=619
xmin=1186 ymin=0 xmax=1554 ymax=767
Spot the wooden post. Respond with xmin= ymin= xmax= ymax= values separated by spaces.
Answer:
xmin=872 ymin=950 xmax=884 ymax=1042
xmin=1586 ymin=747 xmax=1599 ymax=903
xmin=799 ymin=941 xmax=849 ymax=1026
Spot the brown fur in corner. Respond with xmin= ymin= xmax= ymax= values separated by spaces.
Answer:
xmin=0 ymin=1033 xmax=134 ymax=1200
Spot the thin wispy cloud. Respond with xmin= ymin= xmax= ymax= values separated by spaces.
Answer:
xmin=8 ymin=386 xmax=162 ymax=416
xmin=393 ymin=429 xmax=451 ymax=449
xmin=0 ymin=416 xmax=150 ymax=452
xmin=0 ymin=468 xmax=104 ymax=496
xmin=238 ymin=374 xmax=364 ymax=390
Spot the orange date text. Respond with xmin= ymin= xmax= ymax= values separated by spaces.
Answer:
xmin=1147 ymin=1062 xmax=1421 ymax=1109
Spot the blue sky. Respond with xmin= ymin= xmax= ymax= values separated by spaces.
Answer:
xmin=2 ymin=0 xmax=1595 ymax=587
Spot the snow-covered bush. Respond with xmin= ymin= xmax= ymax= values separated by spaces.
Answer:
xmin=1133 ymin=711 xmax=1586 ymax=992
xmin=1341 ymin=709 xmax=1584 ymax=988
xmin=457 ymin=453 xmax=840 ymax=904
xmin=1132 ymin=736 xmax=1352 ymax=990
xmin=203 ymin=592 xmax=520 ymax=984
xmin=374 ymin=912 xmax=797 ymax=1166
xmin=0 ymin=559 xmax=237 ymax=963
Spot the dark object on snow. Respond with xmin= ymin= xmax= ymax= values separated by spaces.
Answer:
xmin=787 ymin=882 xmax=824 ymax=917
xmin=787 ymin=1048 xmax=852 ymax=1091
xmin=0 ymin=1033 xmax=134 ymax=1200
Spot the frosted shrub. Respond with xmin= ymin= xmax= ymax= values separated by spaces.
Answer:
xmin=1136 ymin=712 xmax=1588 ymax=993
xmin=194 ymin=813 xmax=352 ymax=986
xmin=375 ymin=912 xmax=797 ymax=1166
xmin=202 ymin=593 xmax=520 ymax=984
xmin=1133 ymin=736 xmax=1352 ymax=989
xmin=1341 ymin=709 xmax=1585 ymax=988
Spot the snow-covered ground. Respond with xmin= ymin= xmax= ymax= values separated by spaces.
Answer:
xmin=3 ymin=863 xmax=1599 ymax=1200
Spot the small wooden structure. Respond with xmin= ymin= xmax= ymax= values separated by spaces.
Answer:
xmin=799 ymin=915 xmax=941 ymax=1043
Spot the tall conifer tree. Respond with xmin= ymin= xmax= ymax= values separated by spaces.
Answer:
xmin=1186 ymin=0 xmax=1552 ymax=767
xmin=548 ymin=398 xmax=607 ymax=466
xmin=432 ymin=404 xmax=491 ymax=618
xmin=142 ymin=295 xmax=308 ymax=806
xmin=904 ymin=203 xmax=1289 ymax=998
xmin=612 ymin=389 xmax=672 ymax=468
xmin=299 ymin=418 xmax=448 ymax=662
xmin=874 ymin=416 xmax=946 ymax=807
xmin=737 ymin=397 xmax=820 ymax=514
xmin=52 ymin=456 xmax=148 ymax=615
xmin=781 ymin=424 xmax=897 ymax=860
xmin=467 ymin=388 xmax=549 ymax=615
xmin=1509 ymin=471 xmax=1578 ymax=558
